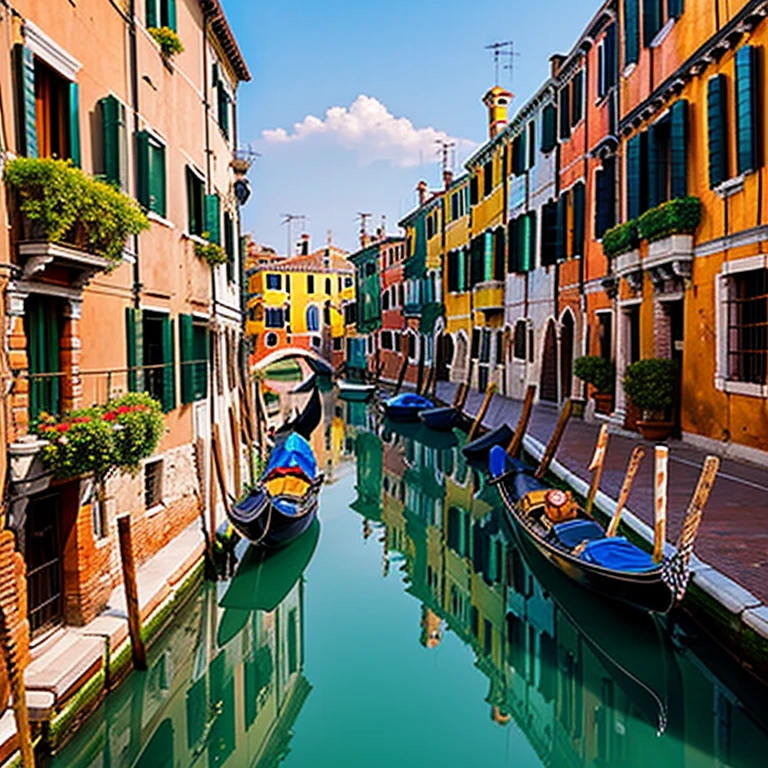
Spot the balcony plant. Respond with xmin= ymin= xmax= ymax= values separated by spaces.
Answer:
xmin=149 ymin=26 xmax=184 ymax=60
xmin=622 ymin=358 xmax=678 ymax=440
xmin=637 ymin=196 xmax=702 ymax=243
xmin=4 ymin=157 xmax=149 ymax=265
xmin=573 ymin=355 xmax=614 ymax=415
xmin=602 ymin=220 xmax=638 ymax=259
xmin=194 ymin=231 xmax=228 ymax=267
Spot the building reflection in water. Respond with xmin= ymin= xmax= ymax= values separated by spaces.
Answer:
xmin=348 ymin=408 xmax=768 ymax=768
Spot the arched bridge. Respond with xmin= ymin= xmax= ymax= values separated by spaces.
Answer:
xmin=251 ymin=346 xmax=335 ymax=375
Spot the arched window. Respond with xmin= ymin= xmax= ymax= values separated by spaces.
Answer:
xmin=306 ymin=305 xmax=319 ymax=332
xmin=513 ymin=320 xmax=527 ymax=360
xmin=325 ymin=278 xmax=331 ymax=294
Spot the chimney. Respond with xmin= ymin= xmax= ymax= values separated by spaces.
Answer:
xmin=443 ymin=169 xmax=454 ymax=190
xmin=417 ymin=180 xmax=428 ymax=206
xmin=324 ymin=230 xmax=331 ymax=269
xmin=300 ymin=233 xmax=310 ymax=256
xmin=483 ymin=86 xmax=513 ymax=140
xmin=550 ymin=54 xmax=565 ymax=79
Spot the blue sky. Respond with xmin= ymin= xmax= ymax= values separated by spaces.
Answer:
xmin=222 ymin=0 xmax=599 ymax=254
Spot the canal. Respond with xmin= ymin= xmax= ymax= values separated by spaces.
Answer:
xmin=50 ymin=390 xmax=768 ymax=767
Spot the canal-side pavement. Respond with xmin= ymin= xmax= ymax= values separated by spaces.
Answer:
xmin=0 ymin=522 xmax=206 ymax=765
xmin=434 ymin=381 xmax=768 ymax=682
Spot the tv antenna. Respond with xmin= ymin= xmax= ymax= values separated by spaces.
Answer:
xmin=357 ymin=212 xmax=373 ymax=245
xmin=280 ymin=213 xmax=307 ymax=256
xmin=485 ymin=40 xmax=516 ymax=85
xmin=435 ymin=139 xmax=457 ymax=175
xmin=503 ymin=43 xmax=521 ymax=88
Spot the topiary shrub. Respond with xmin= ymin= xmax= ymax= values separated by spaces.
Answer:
xmin=573 ymin=355 xmax=614 ymax=394
xmin=602 ymin=220 xmax=638 ymax=259
xmin=149 ymin=26 xmax=184 ymax=58
xmin=637 ymin=196 xmax=702 ymax=243
xmin=622 ymin=358 xmax=678 ymax=417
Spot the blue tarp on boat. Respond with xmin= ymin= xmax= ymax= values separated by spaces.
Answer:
xmin=265 ymin=433 xmax=318 ymax=481
xmin=580 ymin=537 xmax=657 ymax=573
xmin=385 ymin=393 xmax=434 ymax=409
xmin=553 ymin=519 xmax=606 ymax=549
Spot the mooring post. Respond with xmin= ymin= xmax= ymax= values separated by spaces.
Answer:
xmin=653 ymin=446 xmax=669 ymax=563
xmin=534 ymin=399 xmax=573 ymax=480
xmin=468 ymin=382 xmax=497 ymax=441
xmin=607 ymin=446 xmax=645 ymax=536
xmin=117 ymin=517 xmax=147 ymax=671
xmin=393 ymin=356 xmax=409 ymax=395
xmin=507 ymin=384 xmax=536 ymax=457
xmin=585 ymin=424 xmax=609 ymax=517
xmin=228 ymin=405 xmax=242 ymax=498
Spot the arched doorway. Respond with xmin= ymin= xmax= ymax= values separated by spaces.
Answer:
xmin=560 ymin=311 xmax=574 ymax=400
xmin=540 ymin=320 xmax=558 ymax=403
xmin=453 ymin=332 xmax=468 ymax=381
xmin=438 ymin=333 xmax=454 ymax=381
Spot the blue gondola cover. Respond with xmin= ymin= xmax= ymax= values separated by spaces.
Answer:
xmin=580 ymin=538 xmax=657 ymax=573
xmin=552 ymin=519 xmax=606 ymax=549
xmin=265 ymin=433 xmax=318 ymax=480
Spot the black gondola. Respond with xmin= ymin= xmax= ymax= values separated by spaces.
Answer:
xmin=419 ymin=405 xmax=460 ymax=431
xmin=488 ymin=446 xmax=702 ymax=614
xmin=462 ymin=424 xmax=514 ymax=461
xmin=276 ymin=385 xmax=322 ymax=440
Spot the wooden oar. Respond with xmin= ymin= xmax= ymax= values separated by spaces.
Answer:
xmin=607 ymin=446 xmax=645 ymax=536
xmin=467 ymin=381 xmax=497 ymax=441
xmin=507 ymin=384 xmax=536 ymax=458
xmin=653 ymin=446 xmax=669 ymax=563
xmin=534 ymin=398 xmax=573 ymax=480
xmin=585 ymin=424 xmax=609 ymax=517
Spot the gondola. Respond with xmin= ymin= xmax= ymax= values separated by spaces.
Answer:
xmin=462 ymin=424 xmax=514 ymax=461
xmin=419 ymin=405 xmax=460 ymax=431
xmin=275 ymin=385 xmax=322 ymax=440
xmin=488 ymin=446 xmax=700 ymax=614
xmin=292 ymin=373 xmax=317 ymax=393
xmin=383 ymin=392 xmax=434 ymax=422
xmin=337 ymin=381 xmax=376 ymax=402
xmin=382 ymin=416 xmax=458 ymax=450
xmin=227 ymin=432 xmax=323 ymax=549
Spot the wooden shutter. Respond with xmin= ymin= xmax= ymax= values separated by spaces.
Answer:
xmin=541 ymin=202 xmax=558 ymax=266
xmin=647 ymin=121 xmax=661 ymax=208
xmin=166 ymin=0 xmax=177 ymax=31
xmin=126 ymin=307 xmax=144 ymax=392
xmin=101 ymin=96 xmax=120 ymax=186
xmin=136 ymin=131 xmax=150 ymax=208
xmin=161 ymin=315 xmax=175 ymax=412
xmin=670 ymin=100 xmax=688 ymax=198
xmin=14 ymin=45 xmax=38 ymax=158
xmin=146 ymin=0 xmax=158 ymax=28
xmin=595 ymin=158 xmax=616 ymax=239
xmin=571 ymin=72 xmax=583 ymax=127
xmin=493 ymin=226 xmax=505 ymax=280
xmin=507 ymin=218 xmax=518 ymax=272
xmin=707 ymin=75 xmax=728 ymax=188
xmin=205 ymin=194 xmax=221 ymax=244
xmin=642 ymin=0 xmax=660 ymax=47
xmin=667 ymin=0 xmax=683 ymax=19
xmin=69 ymin=82 xmax=81 ymax=167
xmin=519 ymin=129 xmax=527 ymax=172
xmin=604 ymin=24 xmax=617 ymax=90
xmin=735 ymin=46 xmax=758 ymax=175
xmin=572 ymin=182 xmax=585 ymax=256
xmin=459 ymin=248 xmax=467 ymax=291
xmin=624 ymin=0 xmax=639 ymax=66
xmin=559 ymin=87 xmax=571 ymax=140
xmin=148 ymin=140 xmax=166 ymax=217
xmin=526 ymin=211 xmax=537 ymax=272
xmin=556 ymin=194 xmax=568 ymax=261
xmin=626 ymin=134 xmax=642 ymax=219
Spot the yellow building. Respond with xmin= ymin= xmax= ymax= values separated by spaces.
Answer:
xmin=246 ymin=237 xmax=354 ymax=372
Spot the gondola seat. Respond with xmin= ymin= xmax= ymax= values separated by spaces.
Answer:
xmin=579 ymin=538 xmax=658 ymax=573
xmin=552 ymin=519 xmax=606 ymax=549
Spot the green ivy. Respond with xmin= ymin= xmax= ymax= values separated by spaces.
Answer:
xmin=622 ymin=358 xmax=678 ymax=415
xmin=4 ymin=157 xmax=149 ymax=264
xmin=637 ymin=196 xmax=702 ymax=243
xmin=573 ymin=355 xmax=614 ymax=394
xmin=602 ymin=220 xmax=638 ymax=259
xmin=149 ymin=26 xmax=184 ymax=58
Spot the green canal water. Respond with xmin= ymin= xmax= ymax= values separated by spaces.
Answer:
xmin=50 ymin=397 xmax=768 ymax=767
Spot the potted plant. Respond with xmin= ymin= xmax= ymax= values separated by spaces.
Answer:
xmin=573 ymin=355 xmax=614 ymax=414
xmin=622 ymin=358 xmax=678 ymax=440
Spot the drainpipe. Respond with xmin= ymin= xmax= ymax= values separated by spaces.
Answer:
xmin=129 ymin=0 xmax=141 ymax=308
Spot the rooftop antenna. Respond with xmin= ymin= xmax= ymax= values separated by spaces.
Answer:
xmin=435 ymin=139 xmax=457 ymax=175
xmin=485 ymin=40 xmax=515 ymax=85
xmin=280 ymin=213 xmax=306 ymax=256
xmin=357 ymin=212 xmax=373 ymax=246
xmin=502 ymin=43 xmax=521 ymax=89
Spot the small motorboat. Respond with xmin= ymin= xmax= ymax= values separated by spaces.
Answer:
xmin=227 ymin=432 xmax=323 ymax=549
xmin=419 ymin=406 xmax=460 ymax=431
xmin=338 ymin=381 xmax=376 ymax=402
xmin=383 ymin=392 xmax=434 ymax=422
xmin=275 ymin=386 xmax=322 ymax=440
xmin=462 ymin=424 xmax=514 ymax=461
xmin=488 ymin=446 xmax=709 ymax=614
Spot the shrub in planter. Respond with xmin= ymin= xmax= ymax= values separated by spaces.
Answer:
xmin=573 ymin=356 xmax=614 ymax=394
xmin=623 ymin=359 xmax=678 ymax=439
xmin=637 ymin=196 xmax=702 ymax=243
xmin=194 ymin=231 xmax=228 ymax=267
xmin=602 ymin=220 xmax=638 ymax=259
xmin=106 ymin=392 xmax=165 ymax=474
xmin=149 ymin=26 xmax=184 ymax=58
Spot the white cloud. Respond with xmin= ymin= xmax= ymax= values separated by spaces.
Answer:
xmin=262 ymin=94 xmax=476 ymax=168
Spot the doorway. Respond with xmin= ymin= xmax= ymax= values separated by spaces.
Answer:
xmin=668 ymin=300 xmax=684 ymax=436
xmin=26 ymin=492 xmax=63 ymax=634
xmin=540 ymin=320 xmax=558 ymax=403
xmin=560 ymin=312 xmax=574 ymax=400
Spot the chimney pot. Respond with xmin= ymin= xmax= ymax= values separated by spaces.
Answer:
xmin=550 ymin=54 xmax=565 ymax=79
xmin=300 ymin=233 xmax=310 ymax=256
xmin=417 ymin=180 xmax=428 ymax=206
xmin=443 ymin=170 xmax=454 ymax=190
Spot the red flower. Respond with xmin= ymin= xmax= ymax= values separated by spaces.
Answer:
xmin=72 ymin=416 xmax=92 ymax=424
xmin=116 ymin=405 xmax=131 ymax=414
xmin=55 ymin=423 xmax=71 ymax=433
xmin=103 ymin=412 xmax=117 ymax=422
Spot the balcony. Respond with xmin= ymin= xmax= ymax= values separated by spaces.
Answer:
xmin=472 ymin=280 xmax=504 ymax=313
xmin=645 ymin=234 xmax=693 ymax=290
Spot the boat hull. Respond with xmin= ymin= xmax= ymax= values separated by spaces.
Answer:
xmin=462 ymin=424 xmax=514 ymax=461
xmin=419 ymin=406 xmax=459 ymax=431
xmin=338 ymin=383 xmax=375 ymax=402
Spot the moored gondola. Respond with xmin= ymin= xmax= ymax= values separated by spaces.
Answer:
xmin=337 ymin=381 xmax=376 ymax=401
xmin=275 ymin=385 xmax=322 ymax=440
xmin=419 ymin=405 xmax=460 ymax=431
xmin=462 ymin=424 xmax=514 ymax=461
xmin=488 ymin=446 xmax=714 ymax=614
xmin=383 ymin=392 xmax=434 ymax=421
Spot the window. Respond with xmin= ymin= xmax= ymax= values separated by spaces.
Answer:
xmin=186 ymin=167 xmax=205 ymax=235
xmin=333 ymin=337 xmax=343 ymax=351
xmin=625 ymin=132 xmax=647 ymax=220
xmin=381 ymin=330 xmax=393 ymax=350
xmin=306 ymin=305 xmax=319 ymax=332
xmin=624 ymin=0 xmax=640 ymax=66
xmin=136 ymin=131 xmax=166 ymax=216
xmin=91 ymin=487 xmax=108 ymax=540
xmin=541 ymin=103 xmax=557 ymax=153
xmin=265 ymin=332 xmax=278 ymax=347
xmin=144 ymin=460 xmax=162 ymax=510
xmin=726 ymin=269 xmax=767 ymax=385
xmin=224 ymin=212 xmax=235 ymax=282
xmin=528 ymin=120 xmax=536 ymax=168
xmin=513 ymin=320 xmax=527 ymax=360
xmin=26 ymin=296 xmax=62 ymax=421
xmin=266 ymin=273 xmax=282 ymax=290
xmin=323 ymin=303 xmax=331 ymax=325
xmin=571 ymin=70 xmax=584 ymax=127
xmin=344 ymin=276 xmax=353 ymax=288
xmin=217 ymin=80 xmax=230 ymax=140
xmin=407 ymin=333 xmax=416 ymax=360
xmin=451 ymin=192 xmax=459 ymax=221
xmin=179 ymin=315 xmax=209 ymax=403
xmin=571 ymin=182 xmax=585 ymax=257
xmin=559 ymin=84 xmax=571 ymax=140
xmin=142 ymin=311 xmax=175 ymax=412
xmin=595 ymin=158 xmax=617 ymax=239
xmin=394 ymin=332 xmax=401 ymax=352
xmin=146 ymin=0 xmax=177 ymax=31
xmin=264 ymin=308 xmax=284 ymax=328
xmin=483 ymin=160 xmax=493 ymax=197
xmin=598 ymin=313 xmax=613 ymax=360
xmin=512 ymin=133 xmax=527 ymax=175
xmin=99 ymin=95 xmax=128 ymax=190
xmin=597 ymin=24 xmax=617 ymax=99
xmin=541 ymin=201 xmax=559 ymax=266
xmin=470 ymin=175 xmax=479 ymax=205
xmin=325 ymin=277 xmax=332 ymax=294
xmin=307 ymin=275 xmax=315 ymax=293
xmin=364 ymin=262 xmax=376 ymax=277
xmin=382 ymin=291 xmax=390 ymax=310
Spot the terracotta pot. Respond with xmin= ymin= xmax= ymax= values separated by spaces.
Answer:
xmin=636 ymin=419 xmax=674 ymax=441
xmin=593 ymin=393 xmax=614 ymax=415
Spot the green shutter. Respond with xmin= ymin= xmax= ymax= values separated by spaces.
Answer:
xmin=542 ymin=104 xmax=557 ymax=153
xmin=146 ymin=0 xmax=158 ymax=27
xmin=667 ymin=0 xmax=683 ymax=18
xmin=205 ymin=194 xmax=221 ymax=244
xmin=180 ymin=314 xmax=195 ymax=403
xmin=69 ymin=82 xmax=81 ymax=167
xmin=161 ymin=315 xmax=175 ymax=413
xmin=519 ymin=129 xmax=527 ymax=172
xmin=194 ymin=325 xmax=209 ymax=401
xmin=647 ymin=121 xmax=660 ymax=208
xmin=166 ymin=0 xmax=177 ymax=31
xmin=642 ymin=0 xmax=660 ymax=47
xmin=735 ymin=46 xmax=758 ymax=175
xmin=670 ymin=100 xmax=688 ymax=198
xmin=148 ymin=140 xmax=166 ymax=217
xmin=458 ymin=248 xmax=466 ymax=290
xmin=707 ymin=74 xmax=728 ymax=188
xmin=624 ymin=0 xmax=639 ymax=66
xmin=126 ymin=307 xmax=144 ymax=392
xmin=559 ymin=87 xmax=571 ymax=140
xmin=224 ymin=213 xmax=235 ymax=282
xmin=14 ymin=45 xmax=38 ymax=158
xmin=604 ymin=24 xmax=617 ymax=90
xmin=572 ymin=182 xmax=585 ymax=256
xmin=507 ymin=218 xmax=518 ymax=272
xmin=556 ymin=194 xmax=568 ymax=261
xmin=527 ymin=210 xmax=537 ymax=271
xmin=626 ymin=134 xmax=642 ymax=219
xmin=483 ymin=231 xmax=493 ymax=281
xmin=136 ymin=131 xmax=150 ymax=208
xmin=101 ymin=96 xmax=120 ymax=185
xmin=571 ymin=72 xmax=583 ymax=127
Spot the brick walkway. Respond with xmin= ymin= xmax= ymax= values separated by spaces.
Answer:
xmin=436 ymin=382 xmax=768 ymax=605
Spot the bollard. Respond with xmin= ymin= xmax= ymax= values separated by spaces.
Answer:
xmin=607 ymin=446 xmax=645 ymax=537
xmin=507 ymin=384 xmax=536 ymax=457
xmin=117 ymin=517 xmax=147 ymax=670
xmin=585 ymin=424 xmax=609 ymax=517
xmin=467 ymin=382 xmax=497 ymax=441
xmin=534 ymin=399 xmax=573 ymax=480
xmin=653 ymin=446 xmax=669 ymax=563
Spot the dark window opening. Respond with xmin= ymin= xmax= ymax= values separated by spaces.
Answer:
xmin=144 ymin=459 xmax=162 ymax=509
xmin=727 ymin=269 xmax=768 ymax=385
